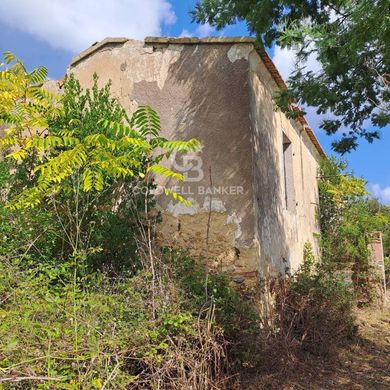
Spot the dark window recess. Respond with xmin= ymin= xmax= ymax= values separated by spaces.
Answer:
xmin=283 ymin=133 xmax=294 ymax=210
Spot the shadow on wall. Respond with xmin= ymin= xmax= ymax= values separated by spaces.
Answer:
xmin=249 ymin=67 xmax=291 ymax=277
xmin=132 ymin=44 xmax=255 ymax=247
xmin=130 ymin=43 xmax=291 ymax=287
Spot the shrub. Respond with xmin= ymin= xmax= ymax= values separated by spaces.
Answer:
xmin=385 ymin=255 xmax=390 ymax=286
xmin=271 ymin=252 xmax=356 ymax=358
xmin=318 ymin=157 xmax=389 ymax=303
xmin=0 ymin=161 xmax=60 ymax=267
xmin=1 ymin=55 xmax=231 ymax=389
xmin=164 ymin=248 xmax=259 ymax=332
xmin=0 ymin=257 xmax=229 ymax=389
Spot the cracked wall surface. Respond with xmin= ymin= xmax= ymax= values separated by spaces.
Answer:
xmin=249 ymin=51 xmax=320 ymax=276
xmin=67 ymin=37 xmax=322 ymax=286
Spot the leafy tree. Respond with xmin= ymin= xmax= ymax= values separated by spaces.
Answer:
xmin=0 ymin=160 xmax=59 ymax=266
xmin=318 ymin=157 xmax=389 ymax=301
xmin=192 ymin=0 xmax=390 ymax=153
xmin=0 ymin=52 xmax=63 ymax=266
xmin=0 ymin=51 xmax=58 ymax=128
xmin=0 ymin=52 xmax=60 ymax=192
xmin=0 ymin=54 xmax=200 ymax=265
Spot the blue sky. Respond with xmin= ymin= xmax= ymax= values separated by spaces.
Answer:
xmin=0 ymin=0 xmax=388 ymax=203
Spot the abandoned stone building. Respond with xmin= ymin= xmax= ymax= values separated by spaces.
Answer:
xmin=66 ymin=36 xmax=326 ymax=286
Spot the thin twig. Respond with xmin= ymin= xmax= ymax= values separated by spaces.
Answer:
xmin=144 ymin=168 xmax=156 ymax=318
xmin=101 ymin=358 xmax=120 ymax=390
xmin=0 ymin=376 xmax=64 ymax=383
xmin=205 ymin=166 xmax=212 ymax=299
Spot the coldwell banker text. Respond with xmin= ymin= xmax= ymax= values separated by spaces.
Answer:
xmin=156 ymin=185 xmax=245 ymax=196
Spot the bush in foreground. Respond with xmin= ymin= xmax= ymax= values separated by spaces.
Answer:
xmin=0 ymin=255 xmax=231 ymax=389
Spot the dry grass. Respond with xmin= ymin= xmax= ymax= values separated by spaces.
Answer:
xmin=242 ymin=295 xmax=390 ymax=389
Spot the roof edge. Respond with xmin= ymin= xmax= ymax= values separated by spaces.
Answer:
xmin=70 ymin=36 xmax=256 ymax=66
xmin=69 ymin=36 xmax=325 ymax=158
xmin=255 ymin=48 xmax=326 ymax=157
xmin=70 ymin=37 xmax=130 ymax=66
xmin=145 ymin=36 xmax=256 ymax=44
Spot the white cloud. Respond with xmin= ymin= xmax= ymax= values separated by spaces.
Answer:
xmin=272 ymin=44 xmax=322 ymax=81
xmin=272 ymin=45 xmax=333 ymax=134
xmin=179 ymin=23 xmax=215 ymax=38
xmin=369 ymin=184 xmax=390 ymax=205
xmin=272 ymin=45 xmax=374 ymax=138
xmin=179 ymin=29 xmax=192 ymax=38
xmin=0 ymin=0 xmax=176 ymax=53
xmin=196 ymin=23 xmax=214 ymax=38
xmin=272 ymin=45 xmax=297 ymax=81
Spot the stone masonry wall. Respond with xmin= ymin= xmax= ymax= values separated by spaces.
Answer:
xmin=69 ymin=38 xmax=259 ymax=286
xmin=67 ymin=37 xmax=322 ymax=286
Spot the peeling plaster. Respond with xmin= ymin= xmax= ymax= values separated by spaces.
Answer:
xmin=66 ymin=38 xmax=321 ymax=284
xmin=227 ymin=44 xmax=253 ymax=63
xmin=166 ymin=198 xmax=199 ymax=217
xmin=227 ymin=212 xmax=243 ymax=244
xmin=121 ymin=42 xmax=184 ymax=92
xmin=202 ymin=197 xmax=226 ymax=212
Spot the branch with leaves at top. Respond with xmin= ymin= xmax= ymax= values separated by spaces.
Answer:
xmin=2 ymin=104 xmax=200 ymax=210
xmin=0 ymin=53 xmax=201 ymax=210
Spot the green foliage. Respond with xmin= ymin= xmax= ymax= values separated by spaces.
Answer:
xmin=318 ymin=157 xmax=367 ymax=240
xmin=0 ymin=258 xmax=227 ymax=389
xmin=0 ymin=161 xmax=59 ymax=265
xmin=192 ymin=0 xmax=319 ymax=47
xmin=0 ymin=51 xmax=59 ymax=132
xmin=300 ymin=242 xmax=316 ymax=277
xmin=379 ymin=205 xmax=390 ymax=258
xmin=1 ymin=67 xmax=200 ymax=267
xmin=282 ymin=0 xmax=389 ymax=153
xmin=192 ymin=0 xmax=390 ymax=153
xmin=318 ymin=157 xmax=389 ymax=302
xmin=385 ymin=256 xmax=390 ymax=286
xmin=272 ymin=254 xmax=356 ymax=357
xmin=164 ymin=248 xmax=258 ymax=333
xmin=2 ymin=74 xmax=199 ymax=212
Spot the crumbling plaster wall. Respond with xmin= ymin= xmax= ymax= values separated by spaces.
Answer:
xmin=248 ymin=51 xmax=320 ymax=276
xmin=69 ymin=39 xmax=259 ymax=283
xmin=68 ymin=38 xmax=321 ymax=284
